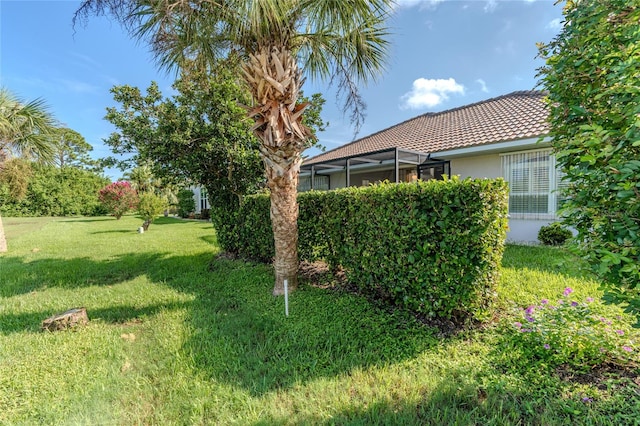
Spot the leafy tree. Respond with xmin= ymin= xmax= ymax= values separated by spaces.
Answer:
xmin=75 ymin=0 xmax=391 ymax=295
xmin=104 ymin=64 xmax=264 ymax=209
xmin=176 ymin=189 xmax=195 ymax=218
xmin=98 ymin=181 xmax=139 ymax=219
xmin=137 ymin=191 xmax=167 ymax=230
xmin=0 ymin=87 xmax=56 ymax=252
xmin=0 ymin=165 xmax=109 ymax=216
xmin=538 ymin=0 xmax=640 ymax=318
xmin=50 ymin=127 xmax=99 ymax=170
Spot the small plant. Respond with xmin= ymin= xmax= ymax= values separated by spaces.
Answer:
xmin=98 ymin=181 xmax=139 ymax=219
xmin=138 ymin=192 xmax=167 ymax=230
xmin=511 ymin=288 xmax=637 ymax=371
xmin=176 ymin=189 xmax=196 ymax=218
xmin=538 ymin=222 xmax=572 ymax=246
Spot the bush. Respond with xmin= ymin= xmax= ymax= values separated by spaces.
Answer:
xmin=138 ymin=192 xmax=167 ymax=230
xmin=0 ymin=165 xmax=109 ymax=216
xmin=98 ymin=181 xmax=139 ymax=220
xmin=510 ymin=288 xmax=637 ymax=372
xmin=538 ymin=222 xmax=572 ymax=246
xmin=539 ymin=0 xmax=640 ymax=318
xmin=215 ymin=177 xmax=509 ymax=323
xmin=177 ymin=189 xmax=196 ymax=218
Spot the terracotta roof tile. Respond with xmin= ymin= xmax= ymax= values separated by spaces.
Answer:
xmin=304 ymin=90 xmax=549 ymax=165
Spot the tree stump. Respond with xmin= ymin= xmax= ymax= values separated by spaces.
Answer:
xmin=41 ymin=308 xmax=88 ymax=331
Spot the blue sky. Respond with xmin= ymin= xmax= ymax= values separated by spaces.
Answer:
xmin=1 ymin=0 xmax=563 ymax=180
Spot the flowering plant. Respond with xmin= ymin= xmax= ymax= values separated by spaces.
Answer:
xmin=512 ymin=288 xmax=637 ymax=371
xmin=98 ymin=181 xmax=139 ymax=220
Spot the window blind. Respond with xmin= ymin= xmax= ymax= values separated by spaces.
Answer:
xmin=501 ymin=149 xmax=562 ymax=219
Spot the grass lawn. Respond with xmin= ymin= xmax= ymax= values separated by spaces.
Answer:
xmin=1 ymin=216 xmax=638 ymax=425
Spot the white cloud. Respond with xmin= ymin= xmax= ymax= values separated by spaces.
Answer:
xmin=394 ymin=0 xmax=443 ymax=10
xmin=546 ymin=18 xmax=562 ymax=31
xmin=395 ymin=0 xmax=538 ymax=12
xmin=476 ymin=79 xmax=489 ymax=93
xmin=55 ymin=78 xmax=100 ymax=94
xmin=484 ymin=0 xmax=498 ymax=13
xmin=400 ymin=78 xmax=465 ymax=109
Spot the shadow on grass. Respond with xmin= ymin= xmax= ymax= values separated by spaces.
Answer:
xmin=0 ymin=301 xmax=191 ymax=334
xmin=1 ymin=251 xmax=438 ymax=396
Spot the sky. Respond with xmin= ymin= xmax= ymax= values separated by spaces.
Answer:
xmin=0 ymin=0 xmax=564 ymax=180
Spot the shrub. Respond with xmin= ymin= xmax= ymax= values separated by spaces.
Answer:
xmin=138 ymin=192 xmax=167 ymax=230
xmin=177 ymin=189 xmax=195 ymax=218
xmin=539 ymin=0 xmax=640 ymax=318
xmin=215 ymin=178 xmax=509 ymax=323
xmin=98 ymin=181 xmax=139 ymax=220
xmin=538 ymin=222 xmax=572 ymax=246
xmin=511 ymin=288 xmax=637 ymax=371
xmin=0 ymin=165 xmax=109 ymax=216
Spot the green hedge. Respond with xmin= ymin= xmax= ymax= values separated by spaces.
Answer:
xmin=215 ymin=178 xmax=508 ymax=322
xmin=0 ymin=166 xmax=109 ymax=217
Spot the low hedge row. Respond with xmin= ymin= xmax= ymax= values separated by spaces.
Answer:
xmin=214 ymin=177 xmax=509 ymax=323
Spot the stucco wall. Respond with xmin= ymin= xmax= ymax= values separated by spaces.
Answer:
xmin=450 ymin=153 xmax=502 ymax=179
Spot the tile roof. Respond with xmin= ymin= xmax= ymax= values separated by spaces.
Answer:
xmin=304 ymin=90 xmax=549 ymax=165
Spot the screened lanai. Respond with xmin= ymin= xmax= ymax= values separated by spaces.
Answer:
xmin=298 ymin=147 xmax=451 ymax=192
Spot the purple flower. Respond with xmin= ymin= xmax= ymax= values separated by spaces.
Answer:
xmin=615 ymin=330 xmax=624 ymax=336
xmin=563 ymin=287 xmax=573 ymax=296
xmin=622 ymin=346 xmax=633 ymax=352
xmin=571 ymin=301 xmax=579 ymax=307
xmin=525 ymin=315 xmax=535 ymax=323
xmin=582 ymin=397 xmax=593 ymax=403
xmin=586 ymin=297 xmax=594 ymax=303
xmin=544 ymin=344 xmax=551 ymax=350
xmin=514 ymin=322 xmax=522 ymax=328
xmin=525 ymin=305 xmax=536 ymax=315
xmin=541 ymin=299 xmax=549 ymax=305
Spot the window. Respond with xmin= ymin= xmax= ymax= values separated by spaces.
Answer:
xmin=200 ymin=187 xmax=209 ymax=211
xmin=298 ymin=175 xmax=329 ymax=192
xmin=501 ymin=149 xmax=562 ymax=219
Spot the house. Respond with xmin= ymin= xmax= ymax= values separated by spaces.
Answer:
xmin=299 ymin=90 xmax=560 ymax=242
xmin=191 ymin=186 xmax=210 ymax=215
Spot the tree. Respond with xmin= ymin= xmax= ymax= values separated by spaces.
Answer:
xmin=104 ymin=63 xmax=325 ymax=211
xmin=0 ymin=87 xmax=56 ymax=252
xmin=75 ymin=0 xmax=392 ymax=295
xmin=538 ymin=0 xmax=640 ymax=318
xmin=98 ymin=181 xmax=139 ymax=219
xmin=137 ymin=191 xmax=167 ymax=230
xmin=50 ymin=127 xmax=99 ymax=170
xmin=104 ymin=63 xmax=263 ymax=209
xmin=0 ymin=164 xmax=109 ymax=217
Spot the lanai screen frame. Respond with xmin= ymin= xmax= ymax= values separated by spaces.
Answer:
xmin=300 ymin=147 xmax=433 ymax=190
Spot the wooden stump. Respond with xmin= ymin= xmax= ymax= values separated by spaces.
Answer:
xmin=41 ymin=308 xmax=88 ymax=331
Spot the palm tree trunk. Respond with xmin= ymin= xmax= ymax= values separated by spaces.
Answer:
xmin=267 ymin=162 xmax=300 ymax=295
xmin=242 ymin=46 xmax=313 ymax=295
xmin=0 ymin=213 xmax=7 ymax=252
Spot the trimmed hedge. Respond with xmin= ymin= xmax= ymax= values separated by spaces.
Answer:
xmin=214 ymin=177 xmax=508 ymax=322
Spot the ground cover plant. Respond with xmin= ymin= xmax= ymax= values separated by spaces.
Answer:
xmin=1 ymin=217 xmax=638 ymax=424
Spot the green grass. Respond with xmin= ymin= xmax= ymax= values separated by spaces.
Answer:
xmin=1 ymin=216 xmax=638 ymax=425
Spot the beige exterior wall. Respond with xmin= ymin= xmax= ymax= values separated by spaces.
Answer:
xmin=450 ymin=153 xmax=501 ymax=179
xmin=450 ymin=152 xmax=555 ymax=243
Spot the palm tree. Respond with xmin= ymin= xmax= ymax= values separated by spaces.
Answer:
xmin=0 ymin=88 xmax=57 ymax=252
xmin=75 ymin=0 xmax=392 ymax=295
